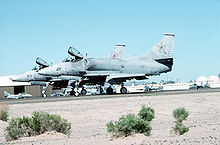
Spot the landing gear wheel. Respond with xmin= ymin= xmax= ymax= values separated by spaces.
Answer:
xmin=42 ymin=90 xmax=47 ymax=97
xmin=74 ymin=90 xmax=80 ymax=97
xmin=81 ymin=89 xmax=87 ymax=95
xmin=42 ymin=93 xmax=47 ymax=98
xmin=70 ymin=88 xmax=80 ymax=97
xmin=106 ymin=86 xmax=113 ymax=95
xmin=120 ymin=87 xmax=127 ymax=94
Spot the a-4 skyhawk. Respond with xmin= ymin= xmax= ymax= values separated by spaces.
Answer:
xmin=39 ymin=33 xmax=175 ymax=95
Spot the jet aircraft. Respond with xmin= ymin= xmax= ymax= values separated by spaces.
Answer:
xmin=10 ymin=45 xmax=126 ymax=96
xmin=10 ymin=57 xmax=80 ymax=86
xmin=39 ymin=33 xmax=175 ymax=95
xmin=4 ymin=91 xmax=32 ymax=99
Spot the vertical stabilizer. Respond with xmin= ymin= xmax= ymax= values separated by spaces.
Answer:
xmin=143 ymin=33 xmax=175 ymax=59
xmin=107 ymin=44 xmax=126 ymax=59
xmin=4 ymin=91 xmax=10 ymax=97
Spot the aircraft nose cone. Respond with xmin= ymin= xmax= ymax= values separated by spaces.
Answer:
xmin=10 ymin=77 xmax=15 ymax=81
xmin=10 ymin=75 xmax=27 ymax=82
xmin=10 ymin=76 xmax=18 ymax=82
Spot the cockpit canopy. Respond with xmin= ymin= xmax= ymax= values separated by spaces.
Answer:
xmin=68 ymin=47 xmax=83 ymax=61
xmin=36 ymin=57 xmax=50 ymax=68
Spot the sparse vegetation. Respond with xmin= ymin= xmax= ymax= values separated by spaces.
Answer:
xmin=173 ymin=121 xmax=189 ymax=135
xmin=106 ymin=105 xmax=154 ymax=138
xmin=173 ymin=107 xmax=189 ymax=121
xmin=172 ymin=107 xmax=189 ymax=135
xmin=138 ymin=105 xmax=155 ymax=121
xmin=0 ymin=103 xmax=9 ymax=122
xmin=4 ymin=111 xmax=71 ymax=141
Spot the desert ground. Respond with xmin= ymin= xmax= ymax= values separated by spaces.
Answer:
xmin=1 ymin=91 xmax=220 ymax=145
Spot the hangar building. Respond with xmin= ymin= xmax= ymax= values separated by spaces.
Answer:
xmin=0 ymin=76 xmax=43 ymax=99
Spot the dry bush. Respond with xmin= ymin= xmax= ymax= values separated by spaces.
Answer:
xmin=5 ymin=111 xmax=71 ymax=141
xmin=172 ymin=107 xmax=189 ymax=135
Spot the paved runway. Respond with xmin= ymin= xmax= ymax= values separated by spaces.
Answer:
xmin=1 ymin=88 xmax=220 ymax=105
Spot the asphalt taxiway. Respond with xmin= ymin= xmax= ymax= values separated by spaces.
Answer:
xmin=1 ymin=88 xmax=220 ymax=105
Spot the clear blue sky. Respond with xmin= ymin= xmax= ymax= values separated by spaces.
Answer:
xmin=1 ymin=0 xmax=220 ymax=82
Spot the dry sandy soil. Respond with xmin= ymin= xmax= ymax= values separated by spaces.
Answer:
xmin=1 ymin=91 xmax=220 ymax=145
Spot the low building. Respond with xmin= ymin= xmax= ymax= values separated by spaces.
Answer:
xmin=0 ymin=76 xmax=43 ymax=99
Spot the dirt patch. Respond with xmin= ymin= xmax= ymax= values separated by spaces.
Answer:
xmin=1 ymin=92 xmax=220 ymax=144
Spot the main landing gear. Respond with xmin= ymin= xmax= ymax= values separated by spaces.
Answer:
xmin=120 ymin=83 xmax=127 ymax=94
xmin=106 ymin=83 xmax=128 ymax=95
xmin=106 ymin=86 xmax=113 ymax=95
xmin=120 ymin=87 xmax=127 ymax=94
xmin=81 ymin=87 xmax=87 ymax=95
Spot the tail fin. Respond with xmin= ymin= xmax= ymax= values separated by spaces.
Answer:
xmin=4 ymin=91 xmax=10 ymax=97
xmin=143 ymin=33 xmax=175 ymax=59
xmin=107 ymin=44 xmax=125 ymax=59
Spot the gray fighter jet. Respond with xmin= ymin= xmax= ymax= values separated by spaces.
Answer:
xmin=11 ymin=44 xmax=125 ymax=83
xmin=10 ymin=45 xmax=126 ymax=96
xmin=10 ymin=57 xmax=80 ymax=85
xmin=4 ymin=91 xmax=32 ymax=99
xmin=39 ymin=33 xmax=175 ymax=95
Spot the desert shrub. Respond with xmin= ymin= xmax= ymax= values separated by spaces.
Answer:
xmin=107 ymin=114 xmax=136 ymax=137
xmin=0 ymin=103 xmax=9 ymax=121
xmin=173 ymin=107 xmax=189 ymax=121
xmin=106 ymin=113 xmax=152 ymax=138
xmin=4 ymin=111 xmax=71 ymax=141
xmin=5 ymin=116 xmax=34 ymax=141
xmin=32 ymin=111 xmax=71 ymax=135
xmin=138 ymin=105 xmax=155 ymax=121
xmin=133 ymin=116 xmax=152 ymax=136
xmin=172 ymin=107 xmax=189 ymax=135
xmin=107 ymin=105 xmax=155 ymax=138
xmin=0 ymin=110 xmax=9 ymax=121
xmin=173 ymin=121 xmax=189 ymax=135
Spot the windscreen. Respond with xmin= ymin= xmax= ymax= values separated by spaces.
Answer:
xmin=68 ymin=47 xmax=83 ymax=60
xmin=36 ymin=57 xmax=50 ymax=68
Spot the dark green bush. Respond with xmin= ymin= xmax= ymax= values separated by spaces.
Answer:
xmin=107 ymin=105 xmax=155 ymax=138
xmin=173 ymin=107 xmax=189 ymax=121
xmin=5 ymin=111 xmax=71 ymax=141
xmin=138 ymin=105 xmax=155 ymax=121
xmin=173 ymin=120 xmax=189 ymax=135
xmin=106 ymin=113 xmax=152 ymax=138
xmin=107 ymin=114 xmax=136 ymax=137
xmin=133 ymin=116 xmax=152 ymax=136
xmin=0 ymin=110 xmax=9 ymax=121
xmin=172 ymin=107 xmax=189 ymax=135
xmin=5 ymin=116 xmax=34 ymax=141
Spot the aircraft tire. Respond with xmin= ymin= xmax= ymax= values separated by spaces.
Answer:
xmin=120 ymin=87 xmax=127 ymax=94
xmin=74 ymin=91 xmax=80 ymax=97
xmin=42 ymin=94 xmax=47 ymax=98
xmin=81 ymin=89 xmax=87 ymax=95
xmin=106 ymin=86 xmax=113 ymax=95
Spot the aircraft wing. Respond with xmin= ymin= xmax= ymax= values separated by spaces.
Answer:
xmin=81 ymin=73 xmax=148 ymax=85
xmin=106 ymin=74 xmax=148 ymax=84
xmin=49 ymin=76 xmax=80 ymax=82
